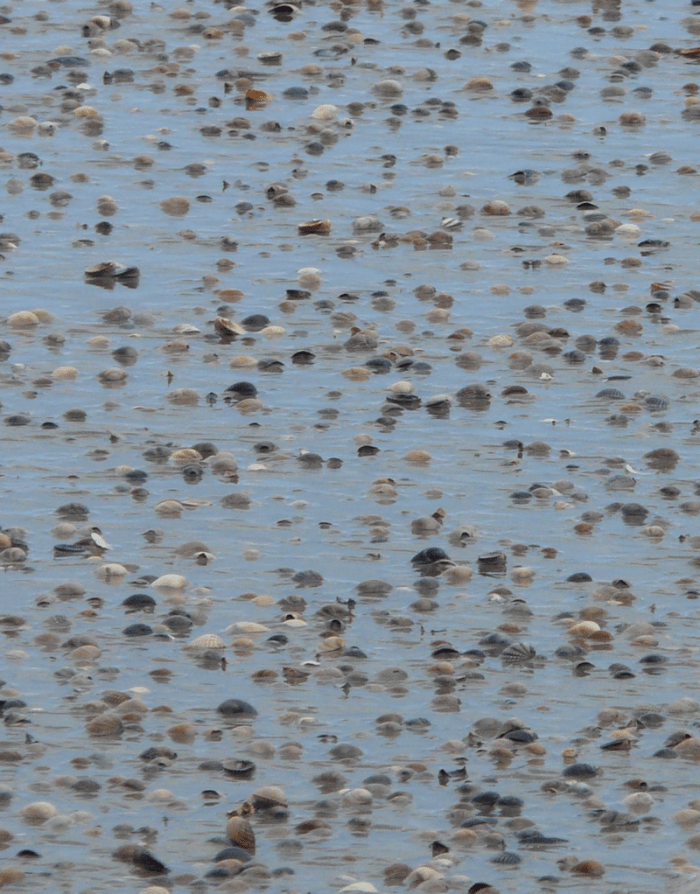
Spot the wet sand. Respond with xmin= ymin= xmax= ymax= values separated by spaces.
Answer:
xmin=2 ymin=0 xmax=700 ymax=891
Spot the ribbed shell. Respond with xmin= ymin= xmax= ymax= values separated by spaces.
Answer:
xmin=185 ymin=634 xmax=225 ymax=650
xmin=501 ymin=642 xmax=537 ymax=664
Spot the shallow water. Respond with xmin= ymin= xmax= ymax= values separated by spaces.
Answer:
xmin=3 ymin=0 xmax=700 ymax=891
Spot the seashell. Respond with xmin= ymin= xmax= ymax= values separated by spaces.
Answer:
xmin=214 ymin=317 xmax=245 ymax=336
xmin=511 ymin=565 xmax=535 ymax=583
xmin=226 ymin=622 xmax=270 ymax=634
xmin=167 ymin=388 xmax=199 ymax=405
xmin=230 ymin=355 xmax=256 ymax=368
xmin=620 ymin=110 xmax=645 ymax=126
xmin=9 ymin=116 xmax=37 ymax=130
xmin=151 ymin=574 xmax=188 ymax=589
xmin=69 ymin=645 xmax=101 ymax=661
xmin=74 ymin=105 xmax=101 ymax=118
xmin=155 ymin=500 xmax=184 ymax=517
xmin=489 ymin=333 xmax=514 ymax=347
xmin=643 ymin=447 xmax=679 ymax=470
xmin=20 ymin=801 xmax=58 ymax=822
xmin=170 ymin=448 xmax=202 ymax=464
xmin=675 ymin=737 xmax=700 ymax=760
xmin=223 ymin=759 xmax=256 ymax=779
xmin=225 ymin=815 xmax=256 ymax=853
xmin=297 ymin=267 xmax=321 ymax=287
xmin=167 ymin=723 xmax=196 ymax=744
xmin=623 ymin=792 xmax=654 ymax=813
xmin=478 ymin=551 xmax=507 ymax=573
xmin=53 ymin=366 xmax=78 ymax=379
xmin=672 ymin=809 xmax=700 ymax=825
xmin=643 ymin=525 xmax=665 ymax=538
xmin=616 ymin=223 xmax=641 ymax=239
xmin=86 ymin=714 xmax=123 ymax=737
xmin=160 ymin=196 xmax=190 ymax=216
xmin=251 ymin=785 xmax=287 ymax=810
xmin=570 ymin=859 xmax=604 ymax=876
xmin=342 ymin=788 xmax=373 ymax=808
xmin=98 ymin=367 xmax=127 ymax=383
xmin=491 ymin=851 xmax=522 ymax=865
xmin=237 ymin=399 xmax=263 ymax=413
xmin=8 ymin=311 xmax=40 ymax=328
xmin=404 ymin=866 xmax=442 ymax=887
xmin=260 ymin=325 xmax=285 ymax=337
xmin=388 ymin=380 xmax=415 ymax=395
xmin=246 ymin=88 xmax=273 ymax=103
xmin=501 ymin=642 xmax=536 ymax=664
xmin=404 ymin=449 xmax=431 ymax=463
xmin=482 ymin=199 xmax=511 ymax=216
xmin=185 ymin=634 xmax=225 ymax=650
xmin=465 ymin=76 xmax=494 ymax=91
xmin=85 ymin=261 xmax=121 ymax=277
xmin=311 ymin=104 xmax=337 ymax=120
xmin=443 ymin=565 xmax=473 ymax=585
xmin=343 ymin=367 xmax=372 ymax=382
xmin=96 ymin=563 xmax=128 ymax=579
xmin=372 ymin=79 xmax=403 ymax=96
xmin=298 ymin=218 xmax=331 ymax=235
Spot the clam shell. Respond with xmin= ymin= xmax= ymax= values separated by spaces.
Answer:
xmin=225 ymin=815 xmax=256 ymax=853
xmin=251 ymin=785 xmax=287 ymax=810
xmin=298 ymin=218 xmax=331 ymax=235
xmin=214 ymin=316 xmax=245 ymax=335
xmin=185 ymin=634 xmax=225 ymax=651
xmin=222 ymin=759 xmax=256 ymax=779
xmin=501 ymin=642 xmax=537 ymax=664
xmin=491 ymin=851 xmax=522 ymax=865
xmin=151 ymin=574 xmax=188 ymax=589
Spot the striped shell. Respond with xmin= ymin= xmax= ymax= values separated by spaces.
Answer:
xmin=596 ymin=388 xmax=625 ymax=400
xmin=491 ymin=851 xmax=522 ymax=865
xmin=645 ymin=395 xmax=669 ymax=410
xmin=501 ymin=642 xmax=537 ymax=664
xmin=185 ymin=634 xmax=225 ymax=651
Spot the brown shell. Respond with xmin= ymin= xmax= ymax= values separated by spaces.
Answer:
xmin=297 ymin=219 xmax=331 ymax=236
xmin=86 ymin=714 xmax=124 ymax=737
xmin=570 ymin=859 xmax=604 ymax=876
xmin=246 ymin=88 xmax=273 ymax=102
xmin=225 ymin=815 xmax=256 ymax=854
